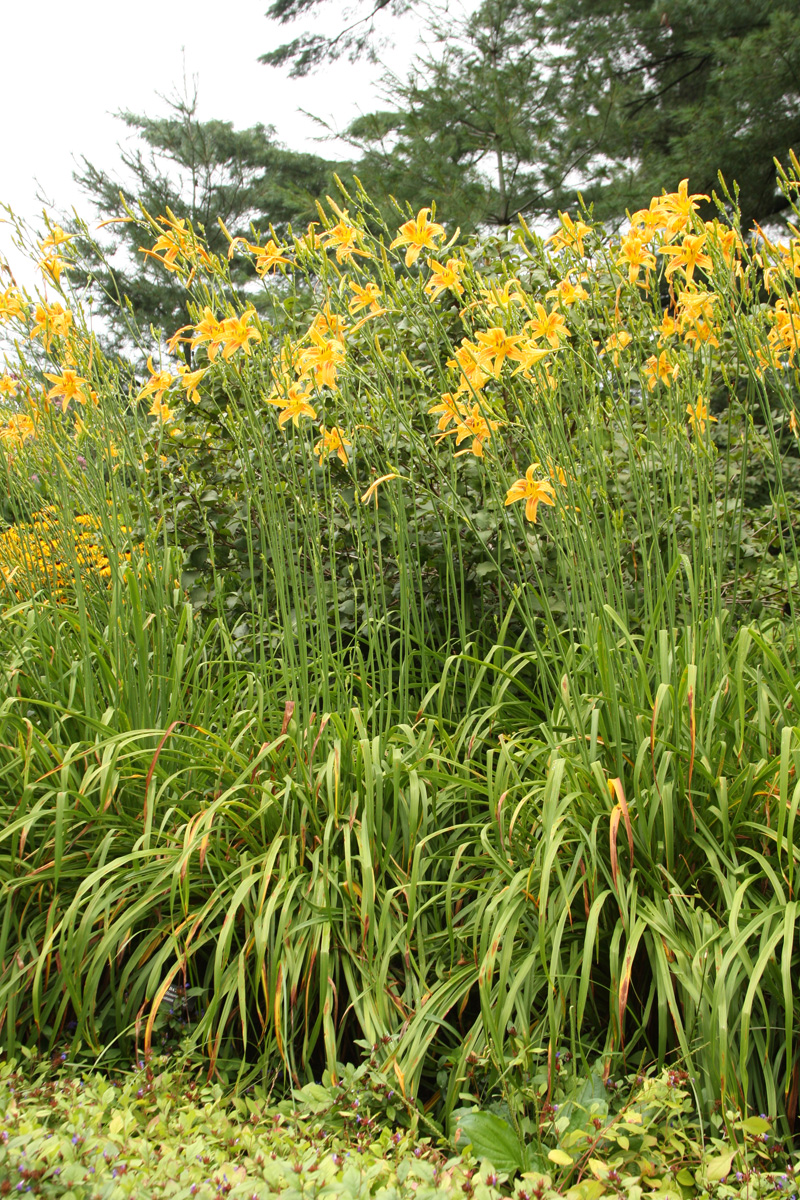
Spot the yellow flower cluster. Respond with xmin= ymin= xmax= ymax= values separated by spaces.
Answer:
xmin=0 ymin=412 xmax=36 ymax=450
xmin=0 ymin=508 xmax=133 ymax=601
xmin=135 ymin=172 xmax=800 ymax=532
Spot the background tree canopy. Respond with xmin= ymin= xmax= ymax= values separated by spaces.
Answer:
xmin=264 ymin=0 xmax=800 ymax=230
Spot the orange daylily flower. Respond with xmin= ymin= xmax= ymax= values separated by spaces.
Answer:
xmin=448 ymin=341 xmax=492 ymax=393
xmin=348 ymin=280 xmax=383 ymax=315
xmin=617 ymin=232 xmax=656 ymax=286
xmin=297 ymin=328 xmax=345 ymax=390
xmin=686 ymin=398 xmax=717 ymax=435
xmin=428 ymin=392 xmax=465 ymax=432
xmin=322 ymin=213 xmax=368 ymax=263
xmin=30 ymin=302 xmax=72 ymax=349
xmin=0 ymin=287 xmax=26 ymax=323
xmin=548 ymin=213 xmax=592 ymax=255
xmin=217 ymin=309 xmax=262 ymax=360
xmin=546 ymin=277 xmax=588 ymax=306
xmin=277 ymin=386 xmax=317 ymax=427
xmin=475 ymin=326 xmax=522 ymax=377
xmin=314 ymin=425 xmax=351 ymax=466
xmin=451 ymin=403 xmax=500 ymax=458
xmin=137 ymin=357 xmax=174 ymax=406
xmin=657 ymin=179 xmax=709 ymax=234
xmin=643 ymin=352 xmax=678 ymax=390
xmin=504 ymin=465 xmax=556 ymax=523
xmin=177 ymin=365 xmax=206 ymax=404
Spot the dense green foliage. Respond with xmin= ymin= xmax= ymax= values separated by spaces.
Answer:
xmin=2 ymin=158 xmax=800 ymax=1164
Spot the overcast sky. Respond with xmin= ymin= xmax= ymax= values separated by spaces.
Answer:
xmin=0 ymin=0 xmax=447 ymax=291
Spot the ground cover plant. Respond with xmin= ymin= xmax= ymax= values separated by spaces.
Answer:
xmin=0 ymin=1053 xmax=798 ymax=1198
xmin=1 ymin=156 xmax=800 ymax=1176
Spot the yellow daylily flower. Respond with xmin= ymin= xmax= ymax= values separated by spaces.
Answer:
xmin=390 ymin=208 xmax=445 ymax=267
xmin=424 ymin=257 xmax=464 ymax=300
xmin=44 ymin=368 xmax=89 ymax=410
xmin=348 ymin=280 xmax=383 ymax=315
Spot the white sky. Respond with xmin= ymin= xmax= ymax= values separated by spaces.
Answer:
xmin=0 ymin=0 xmax=453 ymax=291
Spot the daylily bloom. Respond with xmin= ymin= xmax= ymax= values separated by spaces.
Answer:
xmin=548 ymin=213 xmax=592 ymax=255
xmin=546 ymin=277 xmax=588 ymax=306
xmin=475 ymin=326 xmax=522 ymax=377
xmin=177 ymin=365 xmax=206 ymax=404
xmin=643 ymin=352 xmax=678 ymax=390
xmin=451 ymin=403 xmax=500 ymax=458
xmin=0 ymin=413 xmax=35 ymax=447
xmin=602 ymin=330 xmax=632 ymax=366
xmin=251 ymin=239 xmax=292 ymax=275
xmin=390 ymin=208 xmax=445 ymax=267
xmin=309 ymin=307 xmax=348 ymax=342
xmin=39 ymin=225 xmax=72 ymax=254
xmin=148 ymin=395 xmax=172 ymax=422
xmin=348 ymin=280 xmax=383 ymax=314
xmin=189 ymin=308 xmax=225 ymax=360
xmin=44 ymin=368 xmax=89 ymax=410
xmin=137 ymin=357 xmax=174 ymax=407
xmin=277 ymin=389 xmax=317 ymax=427
xmin=0 ymin=375 xmax=18 ymax=398
xmin=0 ymin=287 xmax=26 ymax=323
xmin=629 ymin=198 xmax=668 ymax=238
xmin=504 ymin=465 xmax=556 ymax=523
xmin=428 ymin=392 xmax=465 ymax=432
xmin=297 ymin=222 xmax=323 ymax=252
xmin=617 ymin=232 xmax=656 ymax=286
xmin=657 ymin=179 xmax=709 ymax=235
xmin=39 ymin=256 xmax=68 ymax=285
xmin=658 ymin=312 xmax=679 ymax=342
xmin=30 ymin=302 xmax=72 ymax=349
xmin=217 ymin=309 xmax=262 ymax=360
xmin=686 ymin=398 xmax=717 ymax=434
xmin=314 ymin=425 xmax=351 ymax=466
xmin=322 ymin=214 xmax=368 ymax=263
xmin=140 ymin=212 xmax=211 ymax=272
xmin=448 ymin=341 xmax=491 ymax=393
xmin=526 ymin=303 xmax=569 ymax=348
xmin=297 ymin=328 xmax=345 ymax=389
xmin=424 ymin=257 xmax=464 ymax=300
xmin=546 ymin=457 xmax=567 ymax=487
xmin=477 ymin=278 xmax=528 ymax=311
xmin=659 ymin=233 xmax=713 ymax=284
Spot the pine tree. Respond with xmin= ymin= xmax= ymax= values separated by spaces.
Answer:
xmin=69 ymin=89 xmax=340 ymax=352
xmin=347 ymin=0 xmax=566 ymax=232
